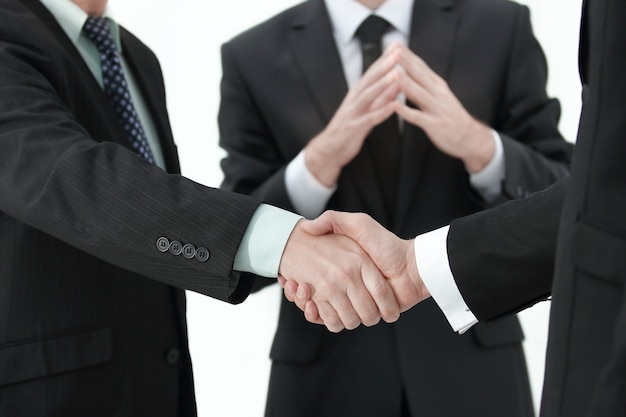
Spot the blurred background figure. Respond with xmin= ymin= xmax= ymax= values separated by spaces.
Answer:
xmin=219 ymin=0 xmax=573 ymax=416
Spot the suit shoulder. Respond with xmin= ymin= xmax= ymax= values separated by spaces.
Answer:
xmin=453 ymin=0 xmax=530 ymax=34
xmin=119 ymin=26 xmax=161 ymax=66
xmin=223 ymin=1 xmax=309 ymax=50
xmin=456 ymin=0 xmax=528 ymax=19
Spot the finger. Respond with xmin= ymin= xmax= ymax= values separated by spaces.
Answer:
xmin=359 ymin=46 xmax=401 ymax=87
xmin=300 ymin=211 xmax=338 ymax=236
xmin=360 ymin=261 xmax=400 ymax=324
xmin=398 ymin=71 xmax=434 ymax=111
xmin=304 ymin=300 xmax=324 ymax=325
xmin=347 ymin=49 xmax=401 ymax=109
xmin=352 ymin=67 xmax=401 ymax=116
xmin=294 ymin=281 xmax=313 ymax=311
xmin=397 ymin=46 xmax=441 ymax=95
xmin=369 ymin=79 xmax=401 ymax=111
xmin=395 ymin=102 xmax=431 ymax=130
xmin=316 ymin=301 xmax=346 ymax=333
xmin=277 ymin=275 xmax=286 ymax=288
xmin=302 ymin=211 xmax=370 ymax=241
xmin=279 ymin=276 xmax=297 ymax=302
xmin=361 ymin=100 xmax=397 ymax=131
xmin=343 ymin=275 xmax=382 ymax=328
xmin=327 ymin=292 xmax=362 ymax=331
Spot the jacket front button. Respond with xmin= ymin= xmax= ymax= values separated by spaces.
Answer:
xmin=166 ymin=348 xmax=180 ymax=365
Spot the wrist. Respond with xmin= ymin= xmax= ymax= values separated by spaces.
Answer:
xmin=305 ymin=137 xmax=342 ymax=187
xmin=462 ymin=122 xmax=495 ymax=173
xmin=405 ymin=239 xmax=429 ymax=299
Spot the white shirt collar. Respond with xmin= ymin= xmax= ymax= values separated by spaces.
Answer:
xmin=324 ymin=0 xmax=414 ymax=47
xmin=38 ymin=0 xmax=121 ymax=51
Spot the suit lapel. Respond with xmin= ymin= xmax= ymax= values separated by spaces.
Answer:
xmin=578 ymin=0 xmax=589 ymax=85
xmin=394 ymin=0 xmax=459 ymax=232
xmin=288 ymin=0 xmax=390 ymax=222
xmin=288 ymin=0 xmax=347 ymax=123
xmin=121 ymin=29 xmax=181 ymax=174
xmin=20 ymin=0 xmax=117 ymax=125
xmin=20 ymin=0 xmax=160 ymax=167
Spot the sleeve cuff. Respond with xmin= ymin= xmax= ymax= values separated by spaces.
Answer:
xmin=233 ymin=204 xmax=302 ymax=278
xmin=414 ymin=226 xmax=479 ymax=333
xmin=469 ymin=130 xmax=505 ymax=202
xmin=285 ymin=150 xmax=337 ymax=219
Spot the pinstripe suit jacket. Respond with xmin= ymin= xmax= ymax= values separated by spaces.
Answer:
xmin=0 ymin=0 xmax=260 ymax=415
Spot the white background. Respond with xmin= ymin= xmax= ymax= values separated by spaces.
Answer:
xmin=108 ymin=1 xmax=583 ymax=415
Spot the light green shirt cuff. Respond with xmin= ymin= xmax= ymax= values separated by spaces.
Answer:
xmin=233 ymin=204 xmax=302 ymax=278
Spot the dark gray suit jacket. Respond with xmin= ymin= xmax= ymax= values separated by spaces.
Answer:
xmin=219 ymin=0 xmax=572 ymax=416
xmin=0 ymin=0 xmax=260 ymax=415
xmin=448 ymin=0 xmax=626 ymax=415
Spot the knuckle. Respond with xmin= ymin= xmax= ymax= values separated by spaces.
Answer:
xmin=382 ymin=310 xmax=401 ymax=323
xmin=328 ymin=322 xmax=344 ymax=333
xmin=360 ymin=309 xmax=381 ymax=327
xmin=344 ymin=317 xmax=361 ymax=331
xmin=369 ymin=279 xmax=388 ymax=297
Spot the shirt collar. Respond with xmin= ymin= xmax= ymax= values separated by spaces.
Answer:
xmin=38 ymin=0 xmax=122 ymax=52
xmin=324 ymin=0 xmax=413 ymax=47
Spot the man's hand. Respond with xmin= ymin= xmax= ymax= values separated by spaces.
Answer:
xmin=282 ymin=212 xmax=431 ymax=326
xmin=278 ymin=219 xmax=401 ymax=332
xmin=304 ymin=46 xmax=402 ymax=187
xmin=395 ymin=44 xmax=495 ymax=173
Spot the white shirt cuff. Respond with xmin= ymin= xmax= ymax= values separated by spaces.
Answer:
xmin=469 ymin=130 xmax=505 ymax=202
xmin=233 ymin=204 xmax=302 ymax=278
xmin=285 ymin=151 xmax=337 ymax=219
xmin=414 ymin=226 xmax=478 ymax=334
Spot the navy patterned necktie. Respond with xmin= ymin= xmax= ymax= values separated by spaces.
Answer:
xmin=83 ymin=16 xmax=155 ymax=163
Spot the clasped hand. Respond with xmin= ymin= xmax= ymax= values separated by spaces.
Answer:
xmin=304 ymin=42 xmax=495 ymax=189
xmin=278 ymin=211 xmax=430 ymax=333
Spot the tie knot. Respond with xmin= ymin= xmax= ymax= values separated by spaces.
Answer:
xmin=83 ymin=16 xmax=116 ymax=54
xmin=354 ymin=15 xmax=392 ymax=44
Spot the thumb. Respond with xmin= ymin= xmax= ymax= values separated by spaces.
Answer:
xmin=299 ymin=211 xmax=338 ymax=236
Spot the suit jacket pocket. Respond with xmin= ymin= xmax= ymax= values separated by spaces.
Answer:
xmin=573 ymin=220 xmax=626 ymax=285
xmin=269 ymin=326 xmax=323 ymax=365
xmin=0 ymin=327 xmax=111 ymax=386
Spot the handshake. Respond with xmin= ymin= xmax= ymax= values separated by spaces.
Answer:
xmin=278 ymin=210 xmax=431 ymax=333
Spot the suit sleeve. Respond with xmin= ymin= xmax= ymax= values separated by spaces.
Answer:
xmin=0 ymin=20 xmax=261 ymax=304
xmin=447 ymin=178 xmax=567 ymax=322
xmin=490 ymin=5 xmax=573 ymax=203
xmin=218 ymin=42 xmax=301 ymax=293
xmin=218 ymin=42 xmax=296 ymax=212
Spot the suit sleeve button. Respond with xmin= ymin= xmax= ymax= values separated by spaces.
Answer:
xmin=182 ymin=243 xmax=196 ymax=259
xmin=196 ymin=247 xmax=210 ymax=262
xmin=169 ymin=240 xmax=183 ymax=256
xmin=156 ymin=237 xmax=170 ymax=252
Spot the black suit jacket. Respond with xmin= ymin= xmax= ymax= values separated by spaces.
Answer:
xmin=447 ymin=0 xmax=626 ymax=416
xmin=0 ymin=0 xmax=260 ymax=415
xmin=219 ymin=0 xmax=572 ymax=416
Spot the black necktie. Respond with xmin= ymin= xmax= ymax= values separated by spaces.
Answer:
xmin=355 ymin=15 xmax=392 ymax=72
xmin=83 ymin=17 xmax=155 ymax=163
xmin=355 ymin=15 xmax=401 ymax=221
